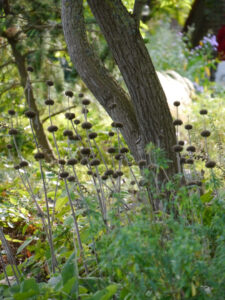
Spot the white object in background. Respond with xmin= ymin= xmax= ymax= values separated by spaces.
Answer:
xmin=215 ymin=61 xmax=225 ymax=83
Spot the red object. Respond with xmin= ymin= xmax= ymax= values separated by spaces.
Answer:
xmin=217 ymin=25 xmax=225 ymax=60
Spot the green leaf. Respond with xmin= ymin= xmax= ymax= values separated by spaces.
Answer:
xmin=17 ymin=237 xmax=36 ymax=254
xmin=86 ymin=284 xmax=118 ymax=300
xmin=55 ymin=197 xmax=68 ymax=212
xmin=201 ymin=190 xmax=213 ymax=203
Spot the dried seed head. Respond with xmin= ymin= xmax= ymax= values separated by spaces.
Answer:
xmin=65 ymin=112 xmax=75 ymax=120
xmin=173 ymin=145 xmax=183 ymax=152
xmin=187 ymin=145 xmax=196 ymax=152
xmin=78 ymin=93 xmax=84 ymax=98
xmin=104 ymin=169 xmax=114 ymax=176
xmin=27 ymin=66 xmax=34 ymax=72
xmin=111 ymin=122 xmax=117 ymax=127
xmin=80 ymin=158 xmax=88 ymax=165
xmin=45 ymin=99 xmax=54 ymax=105
xmin=178 ymin=140 xmax=184 ymax=146
xmin=115 ymin=122 xmax=123 ymax=128
xmin=19 ymin=160 xmax=29 ymax=168
xmin=185 ymin=124 xmax=193 ymax=130
xmin=65 ymin=90 xmax=73 ymax=97
xmin=47 ymin=125 xmax=58 ymax=133
xmin=74 ymin=119 xmax=80 ymax=125
xmin=115 ymin=154 xmax=122 ymax=160
xmin=73 ymin=135 xmax=82 ymax=141
xmin=82 ymin=108 xmax=89 ymax=114
xmin=205 ymin=160 xmax=216 ymax=168
xmin=82 ymin=122 xmax=92 ymax=130
xmin=120 ymin=147 xmax=129 ymax=153
xmin=201 ymin=130 xmax=211 ymax=137
xmin=186 ymin=158 xmax=194 ymax=165
xmin=138 ymin=160 xmax=147 ymax=167
xmin=112 ymin=172 xmax=118 ymax=179
xmin=67 ymin=158 xmax=78 ymax=166
xmin=180 ymin=157 xmax=186 ymax=164
xmin=116 ymin=170 xmax=123 ymax=177
xmin=82 ymin=99 xmax=91 ymax=105
xmin=60 ymin=171 xmax=69 ymax=178
xmin=200 ymin=109 xmax=208 ymax=115
xmin=173 ymin=119 xmax=183 ymax=126
xmin=63 ymin=130 xmax=73 ymax=137
xmin=58 ymin=159 xmax=66 ymax=165
xmin=9 ymin=128 xmax=19 ymax=135
xmin=8 ymin=109 xmax=16 ymax=116
xmin=25 ymin=110 xmax=36 ymax=119
xmin=46 ymin=80 xmax=54 ymax=86
xmin=87 ymin=170 xmax=93 ymax=175
xmin=89 ymin=132 xmax=97 ymax=139
xmin=109 ymin=103 xmax=117 ymax=109
xmin=14 ymin=164 xmax=21 ymax=170
xmin=108 ymin=131 xmax=114 ymax=137
xmin=101 ymin=175 xmax=108 ymax=180
xmin=107 ymin=147 xmax=116 ymax=154
xmin=81 ymin=147 xmax=91 ymax=156
xmin=68 ymin=176 xmax=75 ymax=182
xmin=130 ymin=180 xmax=135 ymax=185
xmin=6 ymin=144 xmax=13 ymax=149
xmin=68 ymin=135 xmax=76 ymax=141
xmin=90 ymin=159 xmax=100 ymax=166
xmin=173 ymin=101 xmax=181 ymax=107
xmin=34 ymin=152 xmax=45 ymax=160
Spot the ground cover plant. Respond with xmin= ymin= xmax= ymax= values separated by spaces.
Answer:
xmin=0 ymin=66 xmax=224 ymax=299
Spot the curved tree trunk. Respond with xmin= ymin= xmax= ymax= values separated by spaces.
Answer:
xmin=61 ymin=0 xmax=178 ymax=177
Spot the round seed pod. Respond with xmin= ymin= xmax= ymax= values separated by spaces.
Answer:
xmin=6 ymin=144 xmax=13 ymax=149
xmin=68 ymin=176 xmax=75 ymax=182
xmin=87 ymin=170 xmax=93 ymax=175
xmin=185 ymin=124 xmax=193 ymax=130
xmin=82 ymin=108 xmax=89 ymax=114
xmin=116 ymin=170 xmax=123 ymax=177
xmin=34 ymin=152 xmax=45 ymax=160
xmin=65 ymin=112 xmax=75 ymax=120
xmin=115 ymin=154 xmax=122 ymax=160
xmin=14 ymin=164 xmax=21 ymax=170
xmin=112 ymin=172 xmax=118 ymax=179
xmin=82 ymin=99 xmax=91 ymax=105
xmin=65 ymin=90 xmax=73 ymax=97
xmin=109 ymin=103 xmax=117 ymax=109
xmin=89 ymin=153 xmax=96 ymax=159
xmin=138 ymin=160 xmax=146 ymax=167
xmin=19 ymin=160 xmax=29 ymax=168
xmin=200 ymin=109 xmax=208 ymax=115
xmin=195 ymin=181 xmax=202 ymax=187
xmin=120 ymin=147 xmax=129 ymax=153
xmin=60 ymin=171 xmax=69 ymax=178
xmin=47 ymin=125 xmax=58 ymax=133
xmin=80 ymin=158 xmax=88 ymax=165
xmin=89 ymin=132 xmax=97 ymax=139
xmin=78 ymin=93 xmax=84 ymax=98
xmin=63 ymin=130 xmax=73 ymax=137
xmin=46 ymin=80 xmax=54 ymax=86
xmin=201 ymin=130 xmax=211 ymax=137
xmin=205 ymin=160 xmax=216 ymax=168
xmin=186 ymin=158 xmax=194 ymax=165
xmin=9 ymin=128 xmax=19 ymax=135
xmin=67 ymin=158 xmax=78 ymax=166
xmin=82 ymin=122 xmax=92 ymax=130
xmin=115 ymin=122 xmax=123 ymax=128
xmin=130 ymin=180 xmax=135 ymax=185
xmin=74 ymin=119 xmax=80 ymax=125
xmin=111 ymin=122 xmax=117 ymax=127
xmin=107 ymin=147 xmax=116 ymax=154
xmin=178 ymin=140 xmax=184 ymax=146
xmin=104 ymin=169 xmax=114 ymax=176
xmin=8 ymin=109 xmax=16 ymax=116
xmin=173 ymin=119 xmax=183 ymax=126
xmin=73 ymin=135 xmax=82 ymax=141
xmin=173 ymin=145 xmax=183 ymax=152
xmin=27 ymin=66 xmax=34 ymax=72
xmin=25 ymin=110 xmax=36 ymax=119
xmin=58 ymin=159 xmax=66 ymax=165
xmin=81 ymin=147 xmax=91 ymax=156
xmin=173 ymin=101 xmax=180 ymax=107
xmin=90 ymin=159 xmax=100 ymax=166
xmin=101 ymin=175 xmax=108 ymax=180
xmin=45 ymin=99 xmax=54 ymax=105
xmin=108 ymin=131 xmax=114 ymax=137
xmin=68 ymin=135 xmax=76 ymax=141
xmin=187 ymin=145 xmax=196 ymax=152
xmin=180 ymin=157 xmax=186 ymax=164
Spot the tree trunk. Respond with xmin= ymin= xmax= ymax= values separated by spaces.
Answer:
xmin=61 ymin=0 xmax=178 ymax=177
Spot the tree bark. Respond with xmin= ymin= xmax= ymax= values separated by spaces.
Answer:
xmin=61 ymin=0 xmax=178 ymax=177
xmin=6 ymin=36 xmax=55 ymax=162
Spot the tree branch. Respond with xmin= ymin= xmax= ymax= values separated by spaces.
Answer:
xmin=133 ymin=0 xmax=147 ymax=27
xmin=42 ymin=105 xmax=76 ymax=124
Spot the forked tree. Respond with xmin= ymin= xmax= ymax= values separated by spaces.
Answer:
xmin=61 ymin=0 xmax=178 ymax=177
